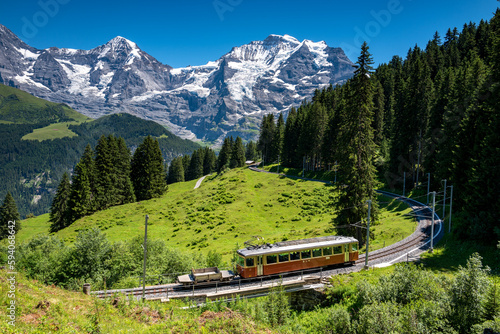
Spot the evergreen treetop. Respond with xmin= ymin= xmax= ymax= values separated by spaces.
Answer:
xmin=0 ymin=192 xmax=21 ymax=238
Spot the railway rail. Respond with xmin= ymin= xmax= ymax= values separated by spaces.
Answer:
xmin=92 ymin=171 xmax=443 ymax=301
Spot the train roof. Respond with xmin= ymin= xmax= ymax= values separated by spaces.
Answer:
xmin=237 ymin=235 xmax=358 ymax=257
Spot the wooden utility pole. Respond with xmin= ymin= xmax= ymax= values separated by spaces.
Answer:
xmin=442 ymin=179 xmax=447 ymax=222
xmin=448 ymin=185 xmax=453 ymax=233
xmin=430 ymin=192 xmax=436 ymax=252
xmin=364 ymin=200 xmax=372 ymax=269
xmin=403 ymin=172 xmax=406 ymax=197
xmin=142 ymin=215 xmax=149 ymax=302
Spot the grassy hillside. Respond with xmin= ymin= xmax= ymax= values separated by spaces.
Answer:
xmin=0 ymin=86 xmax=200 ymax=217
xmin=19 ymin=168 xmax=416 ymax=261
xmin=0 ymin=268 xmax=277 ymax=334
xmin=0 ymin=83 xmax=89 ymax=124
xmin=21 ymin=121 xmax=80 ymax=141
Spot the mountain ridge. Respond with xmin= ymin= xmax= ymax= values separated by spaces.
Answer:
xmin=0 ymin=24 xmax=354 ymax=143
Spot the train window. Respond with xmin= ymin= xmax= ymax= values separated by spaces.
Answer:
xmin=279 ymin=253 xmax=289 ymax=262
xmin=334 ymin=246 xmax=342 ymax=254
xmin=301 ymin=250 xmax=311 ymax=259
xmin=323 ymin=247 xmax=332 ymax=256
xmin=267 ymin=254 xmax=277 ymax=264
xmin=290 ymin=252 xmax=300 ymax=261
xmin=351 ymin=243 xmax=358 ymax=251
xmin=245 ymin=257 xmax=255 ymax=267
xmin=238 ymin=256 xmax=245 ymax=267
xmin=312 ymin=248 xmax=322 ymax=257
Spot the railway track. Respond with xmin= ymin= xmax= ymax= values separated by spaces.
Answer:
xmin=92 ymin=173 xmax=444 ymax=300
xmin=357 ymin=190 xmax=443 ymax=266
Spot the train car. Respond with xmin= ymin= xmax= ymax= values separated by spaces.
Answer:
xmin=177 ymin=267 xmax=234 ymax=286
xmin=236 ymin=235 xmax=358 ymax=279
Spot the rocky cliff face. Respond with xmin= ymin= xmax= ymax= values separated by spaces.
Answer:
xmin=0 ymin=25 xmax=354 ymax=143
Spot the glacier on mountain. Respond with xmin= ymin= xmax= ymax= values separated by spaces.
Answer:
xmin=0 ymin=25 xmax=354 ymax=144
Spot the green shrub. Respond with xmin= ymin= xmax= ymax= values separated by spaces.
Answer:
xmin=297 ymin=305 xmax=352 ymax=334
xmin=448 ymin=253 xmax=491 ymax=333
xmin=356 ymin=301 xmax=402 ymax=334
xmin=263 ymin=283 xmax=290 ymax=327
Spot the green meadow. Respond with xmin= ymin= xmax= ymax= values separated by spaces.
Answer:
xmin=21 ymin=121 xmax=81 ymax=141
xmin=19 ymin=168 xmax=416 ymax=261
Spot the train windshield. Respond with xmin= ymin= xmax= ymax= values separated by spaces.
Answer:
xmin=245 ymin=257 xmax=255 ymax=267
xmin=238 ymin=256 xmax=245 ymax=267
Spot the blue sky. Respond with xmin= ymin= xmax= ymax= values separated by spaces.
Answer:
xmin=0 ymin=0 xmax=497 ymax=68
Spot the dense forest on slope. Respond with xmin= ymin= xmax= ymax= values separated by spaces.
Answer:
xmin=0 ymin=86 xmax=200 ymax=217
xmin=259 ymin=10 xmax=500 ymax=245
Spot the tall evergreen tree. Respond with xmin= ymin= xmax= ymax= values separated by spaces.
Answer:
xmin=49 ymin=172 xmax=71 ymax=233
xmin=322 ymin=96 xmax=344 ymax=168
xmin=405 ymin=53 xmax=434 ymax=184
xmin=298 ymin=103 xmax=328 ymax=170
xmin=217 ymin=137 xmax=232 ymax=172
xmin=114 ymin=137 xmax=136 ymax=205
xmin=282 ymin=107 xmax=298 ymax=166
xmin=187 ymin=149 xmax=204 ymax=181
xmin=257 ymin=114 xmax=276 ymax=164
xmin=334 ymin=42 xmax=379 ymax=242
xmin=67 ymin=145 xmax=96 ymax=223
xmin=167 ymin=157 xmax=185 ymax=184
xmin=230 ymin=136 xmax=246 ymax=168
xmin=0 ymin=192 xmax=21 ymax=239
xmin=245 ymin=141 xmax=258 ymax=162
xmin=94 ymin=135 xmax=116 ymax=210
xmin=202 ymin=147 xmax=217 ymax=175
xmin=182 ymin=155 xmax=191 ymax=174
xmin=456 ymin=9 xmax=500 ymax=243
xmin=131 ymin=136 xmax=167 ymax=201
xmin=372 ymin=79 xmax=385 ymax=146
xmin=271 ymin=113 xmax=285 ymax=162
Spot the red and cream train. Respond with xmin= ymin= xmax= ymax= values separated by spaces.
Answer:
xmin=177 ymin=235 xmax=359 ymax=285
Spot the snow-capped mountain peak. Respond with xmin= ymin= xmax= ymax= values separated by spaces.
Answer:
xmin=0 ymin=29 xmax=354 ymax=144
xmin=91 ymin=36 xmax=142 ymax=63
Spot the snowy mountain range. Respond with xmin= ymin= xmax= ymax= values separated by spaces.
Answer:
xmin=0 ymin=24 xmax=354 ymax=143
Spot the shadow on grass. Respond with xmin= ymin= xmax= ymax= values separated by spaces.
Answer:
xmin=421 ymin=233 xmax=500 ymax=276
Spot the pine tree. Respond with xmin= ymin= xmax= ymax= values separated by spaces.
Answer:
xmin=230 ymin=136 xmax=246 ymax=168
xmin=322 ymin=97 xmax=343 ymax=168
xmin=257 ymin=114 xmax=276 ymax=164
xmin=202 ymin=148 xmax=217 ymax=175
xmin=49 ymin=172 xmax=71 ymax=233
xmin=187 ymin=149 xmax=204 ymax=181
xmin=245 ymin=141 xmax=258 ymax=162
xmin=404 ymin=53 xmax=434 ymax=185
xmin=484 ymin=280 xmax=500 ymax=321
xmin=182 ymin=155 xmax=191 ymax=174
xmin=290 ymin=104 xmax=308 ymax=168
xmin=458 ymin=9 xmax=500 ymax=243
xmin=114 ymin=137 xmax=136 ymax=205
xmin=282 ymin=107 xmax=298 ymax=166
xmin=217 ymin=137 xmax=232 ymax=172
xmin=298 ymin=103 xmax=328 ymax=170
xmin=131 ymin=136 xmax=167 ymax=201
xmin=94 ymin=135 xmax=116 ymax=210
xmin=0 ymin=192 xmax=21 ymax=239
xmin=167 ymin=157 xmax=185 ymax=184
xmin=67 ymin=145 xmax=96 ymax=223
xmin=334 ymin=42 xmax=379 ymax=242
xmin=271 ymin=113 xmax=285 ymax=162
xmin=372 ymin=79 xmax=385 ymax=146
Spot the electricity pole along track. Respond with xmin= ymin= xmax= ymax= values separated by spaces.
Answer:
xmin=92 ymin=166 xmax=444 ymax=301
